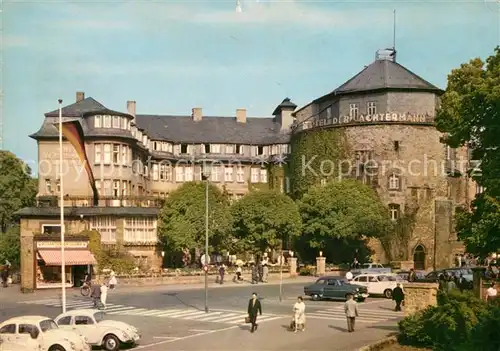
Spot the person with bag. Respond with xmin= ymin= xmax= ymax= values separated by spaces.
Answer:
xmin=291 ymin=296 xmax=306 ymax=332
xmin=247 ymin=292 xmax=262 ymax=333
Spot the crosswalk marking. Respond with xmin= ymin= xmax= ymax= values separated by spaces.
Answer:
xmin=17 ymin=298 xmax=283 ymax=325
xmin=307 ymin=307 xmax=403 ymax=324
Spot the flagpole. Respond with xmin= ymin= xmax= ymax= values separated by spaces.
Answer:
xmin=58 ymin=98 xmax=66 ymax=314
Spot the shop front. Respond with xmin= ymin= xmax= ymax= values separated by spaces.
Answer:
xmin=35 ymin=240 xmax=97 ymax=289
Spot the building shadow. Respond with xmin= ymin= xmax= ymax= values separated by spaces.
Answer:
xmin=161 ymin=292 xmax=201 ymax=310
xmin=329 ymin=325 xmax=347 ymax=332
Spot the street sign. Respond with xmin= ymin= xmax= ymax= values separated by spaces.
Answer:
xmin=203 ymin=265 xmax=209 ymax=272
xmin=201 ymin=254 xmax=211 ymax=265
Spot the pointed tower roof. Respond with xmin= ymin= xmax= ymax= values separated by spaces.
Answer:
xmin=272 ymin=97 xmax=297 ymax=115
xmin=44 ymin=97 xmax=107 ymax=117
xmin=330 ymin=58 xmax=442 ymax=96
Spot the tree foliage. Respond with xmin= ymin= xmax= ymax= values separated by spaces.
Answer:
xmin=230 ymin=189 xmax=302 ymax=253
xmin=0 ymin=151 xmax=37 ymax=232
xmin=157 ymin=182 xmax=232 ymax=252
xmin=298 ymin=180 xmax=390 ymax=249
xmin=435 ymin=47 xmax=500 ymax=255
xmin=0 ymin=225 xmax=21 ymax=268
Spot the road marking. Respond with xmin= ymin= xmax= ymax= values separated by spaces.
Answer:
xmin=152 ymin=336 xmax=180 ymax=339
xmin=306 ymin=307 xmax=403 ymax=324
xmin=185 ymin=312 xmax=223 ymax=320
xmin=189 ymin=329 xmax=212 ymax=332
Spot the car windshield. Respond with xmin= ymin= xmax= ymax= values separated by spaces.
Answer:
xmin=40 ymin=319 xmax=58 ymax=332
xmin=94 ymin=312 xmax=105 ymax=323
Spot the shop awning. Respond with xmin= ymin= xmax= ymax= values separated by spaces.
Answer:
xmin=37 ymin=249 xmax=97 ymax=266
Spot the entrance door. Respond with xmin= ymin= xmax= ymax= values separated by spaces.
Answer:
xmin=413 ymin=245 xmax=426 ymax=270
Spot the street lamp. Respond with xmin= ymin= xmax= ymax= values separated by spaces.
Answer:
xmin=161 ymin=251 xmax=165 ymax=269
xmin=201 ymin=163 xmax=211 ymax=313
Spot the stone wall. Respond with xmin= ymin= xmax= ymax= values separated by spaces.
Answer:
xmin=403 ymin=282 xmax=439 ymax=316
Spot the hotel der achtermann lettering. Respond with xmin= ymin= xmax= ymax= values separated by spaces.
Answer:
xmin=16 ymin=50 xmax=480 ymax=291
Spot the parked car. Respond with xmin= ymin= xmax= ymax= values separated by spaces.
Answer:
xmin=417 ymin=268 xmax=473 ymax=289
xmin=55 ymin=309 xmax=140 ymax=351
xmin=350 ymin=273 xmax=403 ymax=298
xmin=351 ymin=263 xmax=392 ymax=275
xmin=303 ymin=276 xmax=369 ymax=302
xmin=396 ymin=270 xmax=426 ymax=281
xmin=0 ymin=316 xmax=90 ymax=351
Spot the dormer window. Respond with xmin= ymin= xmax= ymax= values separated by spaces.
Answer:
xmin=388 ymin=173 xmax=400 ymax=190
xmin=181 ymin=144 xmax=188 ymax=154
xmin=367 ymin=102 xmax=376 ymax=115
xmin=258 ymin=146 xmax=264 ymax=155
xmin=210 ymin=144 xmax=221 ymax=153
xmin=112 ymin=116 xmax=120 ymax=128
xmin=94 ymin=116 xmax=101 ymax=128
xmin=204 ymin=144 xmax=210 ymax=153
xmin=103 ymin=115 xmax=111 ymax=128
xmin=349 ymin=103 xmax=359 ymax=118
xmin=236 ymin=145 xmax=242 ymax=154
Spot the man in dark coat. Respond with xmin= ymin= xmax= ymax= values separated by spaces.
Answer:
xmin=247 ymin=292 xmax=262 ymax=333
xmin=90 ymin=280 xmax=101 ymax=308
xmin=392 ymin=283 xmax=405 ymax=311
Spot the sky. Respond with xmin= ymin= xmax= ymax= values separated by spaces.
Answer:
xmin=2 ymin=0 xmax=500 ymax=166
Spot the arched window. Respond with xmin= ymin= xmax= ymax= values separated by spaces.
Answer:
xmin=388 ymin=204 xmax=400 ymax=221
xmin=388 ymin=173 xmax=400 ymax=190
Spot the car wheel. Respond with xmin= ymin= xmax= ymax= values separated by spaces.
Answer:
xmin=311 ymin=294 xmax=320 ymax=301
xmin=384 ymin=289 xmax=393 ymax=299
xmin=48 ymin=345 xmax=65 ymax=351
xmin=102 ymin=334 xmax=120 ymax=351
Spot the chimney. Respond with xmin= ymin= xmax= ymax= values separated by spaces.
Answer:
xmin=192 ymin=107 xmax=202 ymax=121
xmin=76 ymin=91 xmax=85 ymax=102
xmin=127 ymin=101 xmax=136 ymax=117
xmin=236 ymin=108 xmax=246 ymax=123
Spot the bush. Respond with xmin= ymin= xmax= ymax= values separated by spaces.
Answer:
xmin=98 ymin=246 xmax=135 ymax=275
xmin=464 ymin=305 xmax=500 ymax=351
xmin=299 ymin=265 xmax=316 ymax=276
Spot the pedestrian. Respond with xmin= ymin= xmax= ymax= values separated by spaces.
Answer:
xmin=262 ymin=263 xmax=269 ymax=283
xmin=251 ymin=264 xmax=259 ymax=284
xmin=392 ymin=283 xmax=405 ymax=311
xmin=486 ymin=282 xmax=497 ymax=303
xmin=90 ymin=279 xmax=102 ymax=308
xmin=408 ymin=268 xmax=416 ymax=282
xmin=247 ymin=292 xmax=262 ymax=333
xmin=109 ymin=271 xmax=117 ymax=290
xmin=218 ymin=264 xmax=225 ymax=285
xmin=257 ymin=260 xmax=263 ymax=283
xmin=446 ymin=275 xmax=457 ymax=293
xmin=292 ymin=296 xmax=306 ymax=332
xmin=344 ymin=293 xmax=359 ymax=333
xmin=1 ymin=266 xmax=7 ymax=288
xmin=100 ymin=280 xmax=109 ymax=309
xmin=234 ymin=265 xmax=243 ymax=282
xmin=345 ymin=270 xmax=353 ymax=281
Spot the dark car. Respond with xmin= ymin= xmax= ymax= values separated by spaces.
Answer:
xmin=396 ymin=270 xmax=426 ymax=281
xmin=303 ymin=276 xmax=369 ymax=302
xmin=418 ymin=268 xmax=473 ymax=289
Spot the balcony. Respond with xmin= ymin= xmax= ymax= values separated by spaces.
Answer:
xmin=37 ymin=195 xmax=166 ymax=208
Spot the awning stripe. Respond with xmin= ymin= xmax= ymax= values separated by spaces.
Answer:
xmin=38 ymin=249 xmax=97 ymax=266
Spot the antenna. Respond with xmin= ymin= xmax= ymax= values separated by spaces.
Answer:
xmin=392 ymin=9 xmax=397 ymax=62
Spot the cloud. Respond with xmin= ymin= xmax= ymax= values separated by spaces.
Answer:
xmin=3 ymin=35 xmax=30 ymax=48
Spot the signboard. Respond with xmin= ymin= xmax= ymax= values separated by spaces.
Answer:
xmin=37 ymin=241 xmax=88 ymax=249
xmin=201 ymin=254 xmax=211 ymax=265
xmin=294 ymin=112 xmax=433 ymax=132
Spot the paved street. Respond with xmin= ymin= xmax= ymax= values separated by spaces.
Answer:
xmin=4 ymin=281 xmax=402 ymax=350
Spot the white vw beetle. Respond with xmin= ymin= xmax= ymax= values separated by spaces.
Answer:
xmin=0 ymin=315 xmax=90 ymax=351
xmin=55 ymin=309 xmax=140 ymax=351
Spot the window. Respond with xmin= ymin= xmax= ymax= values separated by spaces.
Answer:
xmin=113 ymin=145 xmax=120 ymax=164
xmin=225 ymin=144 xmax=235 ymax=154
xmin=94 ymin=144 xmax=101 ymax=164
xmin=260 ymin=168 xmax=267 ymax=183
xmin=103 ymin=180 xmax=112 ymax=196
xmin=236 ymin=145 xmax=242 ymax=154
xmin=124 ymin=218 xmax=157 ymax=242
xmin=103 ymin=144 xmax=111 ymax=164
xmin=56 ymin=179 xmax=60 ymax=193
xmin=389 ymin=204 xmax=400 ymax=221
xmin=367 ymin=102 xmax=376 ymax=115
xmin=224 ymin=166 xmax=233 ymax=182
xmin=121 ymin=145 xmax=127 ymax=166
xmin=113 ymin=180 xmax=120 ymax=197
xmin=103 ymin=115 xmax=111 ymax=128
xmin=112 ymin=116 xmax=120 ymax=128
xmin=210 ymin=144 xmax=221 ymax=153
xmin=356 ymin=276 xmax=368 ymax=282
xmin=327 ymin=279 xmax=338 ymax=286
xmin=388 ymin=173 xmax=400 ymax=190
xmin=122 ymin=180 xmax=127 ymax=196
xmin=204 ymin=144 xmax=210 ymax=153
xmin=94 ymin=116 xmax=101 ymax=128
xmin=349 ymin=103 xmax=359 ymax=118
xmin=185 ymin=167 xmax=194 ymax=181
xmin=19 ymin=324 xmax=38 ymax=334
xmin=257 ymin=146 xmax=264 ymax=155
xmin=0 ymin=324 xmax=16 ymax=334
xmin=251 ymin=168 xmax=260 ymax=183
xmin=95 ymin=180 xmax=101 ymax=194
xmin=90 ymin=217 xmax=116 ymax=243
xmin=45 ymin=179 xmax=52 ymax=193
xmin=175 ymin=167 xmax=184 ymax=182
xmin=180 ymin=144 xmax=188 ymax=154
xmin=75 ymin=316 xmax=94 ymax=325
xmin=394 ymin=141 xmax=400 ymax=151
xmin=120 ymin=117 xmax=127 ymax=129
xmin=211 ymin=166 xmax=221 ymax=182
xmin=326 ymin=107 xmax=332 ymax=118
xmin=160 ymin=164 xmax=171 ymax=181
xmin=237 ymin=167 xmax=245 ymax=183
xmin=56 ymin=316 xmax=72 ymax=326
xmin=152 ymin=164 xmax=159 ymax=181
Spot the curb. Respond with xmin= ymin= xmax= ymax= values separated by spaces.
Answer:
xmin=357 ymin=335 xmax=398 ymax=351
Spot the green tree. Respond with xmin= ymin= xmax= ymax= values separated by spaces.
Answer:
xmin=435 ymin=47 xmax=500 ymax=256
xmin=230 ymin=190 xmax=302 ymax=254
xmin=0 ymin=151 xmax=37 ymax=232
xmin=0 ymin=226 xmax=21 ymax=268
xmin=298 ymin=179 xmax=390 ymax=250
xmin=157 ymin=182 xmax=232 ymax=253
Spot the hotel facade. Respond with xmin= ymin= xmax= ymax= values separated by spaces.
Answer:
xmin=17 ymin=51 xmax=479 ymax=291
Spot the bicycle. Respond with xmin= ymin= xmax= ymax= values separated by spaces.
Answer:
xmin=80 ymin=280 xmax=91 ymax=296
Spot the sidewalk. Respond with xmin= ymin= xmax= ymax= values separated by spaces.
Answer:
xmin=0 ymin=275 xmax=317 ymax=302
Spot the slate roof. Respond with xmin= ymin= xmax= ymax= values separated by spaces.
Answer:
xmin=330 ymin=58 xmax=442 ymax=96
xmin=33 ymin=97 xmax=293 ymax=145
xmin=272 ymin=98 xmax=297 ymax=115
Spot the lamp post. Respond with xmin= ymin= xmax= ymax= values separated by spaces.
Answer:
xmin=202 ymin=163 xmax=211 ymax=313
xmin=58 ymin=99 xmax=66 ymax=314
xmin=161 ymin=251 xmax=165 ymax=269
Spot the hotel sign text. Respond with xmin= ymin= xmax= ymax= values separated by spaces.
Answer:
xmin=37 ymin=241 xmax=88 ymax=249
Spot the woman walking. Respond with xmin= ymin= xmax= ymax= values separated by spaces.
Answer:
xmin=100 ymin=280 xmax=109 ymax=310
xmin=292 ymin=296 xmax=306 ymax=332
